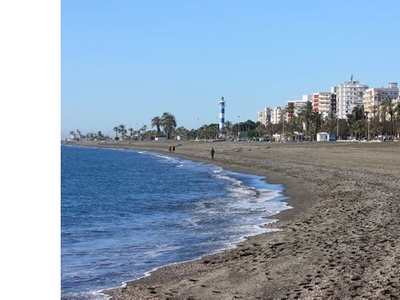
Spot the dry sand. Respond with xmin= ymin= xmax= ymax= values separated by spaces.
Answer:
xmin=69 ymin=140 xmax=400 ymax=299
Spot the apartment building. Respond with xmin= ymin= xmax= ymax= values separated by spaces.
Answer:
xmin=312 ymin=92 xmax=336 ymax=117
xmin=363 ymin=82 xmax=399 ymax=118
xmin=335 ymin=79 xmax=369 ymax=119
xmin=258 ymin=106 xmax=288 ymax=125
xmin=287 ymin=97 xmax=309 ymax=114
xmin=257 ymin=107 xmax=271 ymax=126
xmin=258 ymin=96 xmax=312 ymax=126
xmin=270 ymin=107 xmax=284 ymax=124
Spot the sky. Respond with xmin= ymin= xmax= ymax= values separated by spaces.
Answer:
xmin=61 ymin=0 xmax=400 ymax=139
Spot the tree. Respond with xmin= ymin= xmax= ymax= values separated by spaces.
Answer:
xmin=298 ymin=101 xmax=313 ymax=140
xmin=286 ymin=102 xmax=295 ymax=123
xmin=224 ymin=120 xmax=232 ymax=138
xmin=113 ymin=126 xmax=119 ymax=138
xmin=380 ymin=97 xmax=395 ymax=138
xmin=311 ymin=111 xmax=323 ymax=139
xmin=394 ymin=102 xmax=400 ymax=138
xmin=139 ymin=125 xmax=148 ymax=140
xmin=346 ymin=105 xmax=365 ymax=139
xmin=322 ymin=112 xmax=336 ymax=134
xmin=118 ymin=124 xmax=127 ymax=138
xmin=128 ymin=127 xmax=134 ymax=138
xmin=151 ymin=116 xmax=162 ymax=135
xmin=161 ymin=112 xmax=177 ymax=139
xmin=286 ymin=116 xmax=303 ymax=140
xmin=175 ymin=126 xmax=188 ymax=137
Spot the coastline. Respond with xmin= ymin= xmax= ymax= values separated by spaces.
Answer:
xmin=66 ymin=140 xmax=400 ymax=299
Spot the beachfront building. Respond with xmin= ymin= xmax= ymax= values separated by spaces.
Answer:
xmin=257 ymin=107 xmax=283 ymax=125
xmin=363 ymin=82 xmax=399 ymax=119
xmin=335 ymin=78 xmax=369 ymax=119
xmin=270 ymin=106 xmax=284 ymax=124
xmin=316 ymin=132 xmax=329 ymax=142
xmin=257 ymin=107 xmax=272 ymax=127
xmin=287 ymin=97 xmax=309 ymax=114
xmin=312 ymin=92 xmax=336 ymax=117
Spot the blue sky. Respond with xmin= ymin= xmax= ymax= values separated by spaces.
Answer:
xmin=61 ymin=0 xmax=400 ymax=138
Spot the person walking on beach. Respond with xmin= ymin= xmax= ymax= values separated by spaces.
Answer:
xmin=210 ymin=147 xmax=215 ymax=160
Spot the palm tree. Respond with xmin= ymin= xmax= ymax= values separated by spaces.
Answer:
xmin=175 ymin=126 xmax=188 ymax=137
xmin=298 ymin=101 xmax=313 ymax=140
xmin=347 ymin=105 xmax=365 ymax=139
xmin=322 ymin=112 xmax=336 ymax=134
xmin=141 ymin=125 xmax=147 ymax=132
xmin=224 ymin=120 xmax=232 ymax=138
xmin=370 ymin=105 xmax=379 ymax=120
xmin=286 ymin=102 xmax=295 ymax=123
xmin=380 ymin=97 xmax=395 ymax=138
xmin=118 ymin=124 xmax=127 ymax=139
xmin=113 ymin=126 xmax=119 ymax=138
xmin=139 ymin=125 xmax=148 ymax=140
xmin=128 ymin=127 xmax=134 ymax=138
xmin=394 ymin=101 xmax=400 ymax=138
xmin=353 ymin=105 xmax=365 ymax=121
xmin=161 ymin=112 xmax=177 ymax=139
xmin=151 ymin=116 xmax=162 ymax=135
xmin=311 ymin=111 xmax=323 ymax=139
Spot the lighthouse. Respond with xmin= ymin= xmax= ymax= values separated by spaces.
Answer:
xmin=219 ymin=96 xmax=226 ymax=131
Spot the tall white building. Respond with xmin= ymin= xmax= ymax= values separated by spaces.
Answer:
xmin=271 ymin=107 xmax=284 ymax=124
xmin=335 ymin=79 xmax=368 ymax=119
xmin=363 ymin=82 xmax=399 ymax=118
xmin=258 ymin=107 xmax=271 ymax=126
xmin=258 ymin=95 xmax=312 ymax=127
xmin=258 ymin=106 xmax=286 ymax=125
xmin=287 ymin=98 xmax=309 ymax=115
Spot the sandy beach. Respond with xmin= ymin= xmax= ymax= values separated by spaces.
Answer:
xmin=68 ymin=140 xmax=400 ymax=299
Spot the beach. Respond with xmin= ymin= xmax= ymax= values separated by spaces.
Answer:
xmin=69 ymin=140 xmax=400 ymax=299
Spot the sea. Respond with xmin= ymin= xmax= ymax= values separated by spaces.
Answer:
xmin=61 ymin=144 xmax=291 ymax=300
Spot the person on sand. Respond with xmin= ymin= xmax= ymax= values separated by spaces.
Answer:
xmin=210 ymin=147 xmax=215 ymax=159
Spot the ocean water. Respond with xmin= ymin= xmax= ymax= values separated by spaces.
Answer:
xmin=61 ymin=145 xmax=291 ymax=300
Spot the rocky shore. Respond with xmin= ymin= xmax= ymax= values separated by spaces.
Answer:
xmin=68 ymin=140 xmax=400 ymax=299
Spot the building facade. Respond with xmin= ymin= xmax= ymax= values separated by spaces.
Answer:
xmin=271 ymin=107 xmax=284 ymax=124
xmin=257 ymin=107 xmax=271 ymax=126
xmin=258 ymin=106 xmax=287 ymax=125
xmin=312 ymin=92 xmax=336 ymax=117
xmin=335 ymin=79 xmax=368 ymax=119
xmin=363 ymin=82 xmax=399 ymax=118
xmin=288 ymin=98 xmax=309 ymax=114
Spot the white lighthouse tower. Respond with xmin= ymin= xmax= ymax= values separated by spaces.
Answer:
xmin=219 ymin=96 xmax=226 ymax=131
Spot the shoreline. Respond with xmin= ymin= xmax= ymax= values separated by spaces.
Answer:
xmin=65 ymin=140 xmax=400 ymax=299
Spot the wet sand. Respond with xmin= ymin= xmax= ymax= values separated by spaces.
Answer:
xmin=68 ymin=140 xmax=400 ymax=299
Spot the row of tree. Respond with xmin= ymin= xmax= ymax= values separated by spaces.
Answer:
xmin=70 ymin=98 xmax=400 ymax=142
xmin=286 ymin=97 xmax=400 ymax=141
